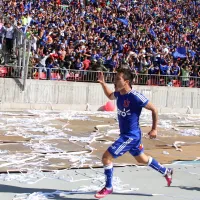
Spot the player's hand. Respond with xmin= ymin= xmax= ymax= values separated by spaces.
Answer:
xmin=148 ymin=129 xmax=157 ymax=139
xmin=97 ymin=71 xmax=105 ymax=84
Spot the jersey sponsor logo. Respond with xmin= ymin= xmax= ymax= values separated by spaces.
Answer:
xmin=117 ymin=108 xmax=131 ymax=117
xmin=123 ymin=99 xmax=130 ymax=108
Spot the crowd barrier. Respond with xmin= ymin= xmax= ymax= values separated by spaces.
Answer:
xmin=0 ymin=65 xmax=23 ymax=78
xmin=0 ymin=12 xmax=32 ymax=90
xmin=0 ymin=12 xmax=31 ymax=67
xmin=0 ymin=66 xmax=200 ymax=88
xmin=28 ymin=68 xmax=200 ymax=88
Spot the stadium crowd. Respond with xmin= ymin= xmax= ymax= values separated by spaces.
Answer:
xmin=0 ymin=0 xmax=200 ymax=86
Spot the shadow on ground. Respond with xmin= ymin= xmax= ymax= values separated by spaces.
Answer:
xmin=0 ymin=184 xmax=95 ymax=200
xmin=0 ymin=184 xmax=155 ymax=199
xmin=170 ymin=186 xmax=200 ymax=191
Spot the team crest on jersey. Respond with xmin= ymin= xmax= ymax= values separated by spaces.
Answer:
xmin=139 ymin=144 xmax=143 ymax=150
xmin=123 ymin=99 xmax=130 ymax=108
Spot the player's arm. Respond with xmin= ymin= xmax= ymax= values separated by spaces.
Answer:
xmin=144 ymin=102 xmax=158 ymax=139
xmin=97 ymin=72 xmax=115 ymax=100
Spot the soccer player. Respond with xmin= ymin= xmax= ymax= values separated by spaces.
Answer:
xmin=95 ymin=68 xmax=173 ymax=199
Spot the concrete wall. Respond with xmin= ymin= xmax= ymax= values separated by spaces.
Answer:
xmin=0 ymin=78 xmax=199 ymax=114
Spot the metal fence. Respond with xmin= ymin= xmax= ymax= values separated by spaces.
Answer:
xmin=0 ymin=12 xmax=31 ymax=90
xmin=0 ymin=65 xmax=23 ymax=78
xmin=25 ymin=68 xmax=200 ymax=88
xmin=0 ymin=65 xmax=200 ymax=88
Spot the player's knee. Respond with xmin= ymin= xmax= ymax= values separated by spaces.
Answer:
xmin=102 ymin=157 xmax=109 ymax=165
xmin=102 ymin=151 xmax=113 ymax=165
xmin=102 ymin=155 xmax=110 ymax=165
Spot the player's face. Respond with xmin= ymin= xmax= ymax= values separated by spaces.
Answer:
xmin=114 ymin=73 xmax=128 ymax=92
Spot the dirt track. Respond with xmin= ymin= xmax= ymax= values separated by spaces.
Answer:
xmin=0 ymin=111 xmax=199 ymax=172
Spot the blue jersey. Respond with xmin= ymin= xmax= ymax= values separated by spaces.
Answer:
xmin=114 ymin=90 xmax=149 ymax=138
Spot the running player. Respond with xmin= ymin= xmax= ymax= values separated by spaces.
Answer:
xmin=95 ymin=68 xmax=173 ymax=199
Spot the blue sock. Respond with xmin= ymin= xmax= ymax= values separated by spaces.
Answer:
xmin=148 ymin=157 xmax=167 ymax=175
xmin=104 ymin=164 xmax=113 ymax=189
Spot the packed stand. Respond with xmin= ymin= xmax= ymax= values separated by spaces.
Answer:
xmin=0 ymin=0 xmax=200 ymax=86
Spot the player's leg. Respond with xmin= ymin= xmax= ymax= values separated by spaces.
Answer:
xmin=95 ymin=136 xmax=133 ymax=198
xmin=94 ymin=151 xmax=114 ymax=198
xmin=129 ymin=143 xmax=173 ymax=186
xmin=102 ymin=150 xmax=114 ymax=190
xmin=134 ymin=153 xmax=167 ymax=174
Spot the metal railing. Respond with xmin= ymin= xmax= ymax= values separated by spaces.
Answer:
xmin=0 ymin=66 xmax=199 ymax=88
xmin=134 ymin=74 xmax=200 ymax=87
xmin=0 ymin=12 xmax=31 ymax=90
xmin=0 ymin=65 xmax=23 ymax=78
xmin=0 ymin=14 xmax=29 ymax=65
xmin=25 ymin=68 xmax=200 ymax=88
xmin=27 ymin=68 xmax=116 ymax=83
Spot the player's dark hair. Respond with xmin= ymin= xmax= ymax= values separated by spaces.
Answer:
xmin=116 ymin=68 xmax=135 ymax=87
